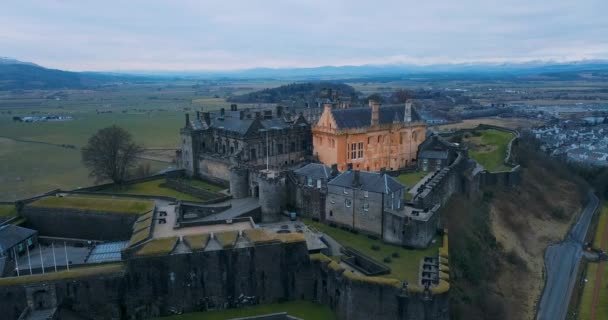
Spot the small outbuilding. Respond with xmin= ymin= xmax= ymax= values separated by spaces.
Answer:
xmin=0 ymin=224 xmax=38 ymax=259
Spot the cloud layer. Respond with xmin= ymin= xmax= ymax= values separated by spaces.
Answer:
xmin=2 ymin=0 xmax=607 ymax=71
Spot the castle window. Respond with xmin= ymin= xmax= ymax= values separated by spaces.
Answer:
xmin=222 ymin=145 xmax=226 ymax=154
xmin=278 ymin=144 xmax=283 ymax=154
xmin=351 ymin=143 xmax=356 ymax=159
xmin=345 ymin=198 xmax=352 ymax=208
xmin=343 ymin=188 xmax=348 ymax=194
xmin=363 ymin=202 xmax=369 ymax=212
xmin=358 ymin=142 xmax=363 ymax=158
xmin=364 ymin=190 xmax=369 ymax=198
xmin=317 ymin=179 xmax=322 ymax=189
xmin=250 ymin=148 xmax=257 ymax=160
xmin=290 ymin=142 xmax=296 ymax=152
xmin=230 ymin=146 xmax=234 ymax=154
xmin=307 ymin=177 xmax=313 ymax=187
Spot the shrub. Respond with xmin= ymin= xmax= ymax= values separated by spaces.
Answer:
xmin=383 ymin=257 xmax=392 ymax=263
xmin=371 ymin=245 xmax=380 ymax=251
xmin=392 ymin=252 xmax=400 ymax=258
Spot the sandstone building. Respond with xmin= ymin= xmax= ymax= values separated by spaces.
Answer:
xmin=312 ymin=101 xmax=427 ymax=172
xmin=178 ymin=105 xmax=312 ymax=181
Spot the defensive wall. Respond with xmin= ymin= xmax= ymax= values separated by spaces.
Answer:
xmin=0 ymin=230 xmax=451 ymax=320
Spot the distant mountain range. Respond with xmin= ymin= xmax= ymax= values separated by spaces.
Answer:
xmin=2 ymin=57 xmax=608 ymax=90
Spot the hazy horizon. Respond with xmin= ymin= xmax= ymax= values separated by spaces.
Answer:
xmin=2 ymin=0 xmax=607 ymax=72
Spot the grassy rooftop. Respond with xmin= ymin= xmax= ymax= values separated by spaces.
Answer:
xmin=100 ymin=178 xmax=222 ymax=201
xmin=153 ymin=300 xmax=336 ymax=320
xmin=184 ymin=234 xmax=210 ymax=251
xmin=30 ymin=196 xmax=154 ymax=214
xmin=215 ymin=231 xmax=238 ymax=249
xmin=0 ymin=263 xmax=125 ymax=286
xmin=136 ymin=237 xmax=177 ymax=257
xmin=0 ymin=205 xmax=17 ymax=219
xmin=466 ymin=129 xmax=514 ymax=172
xmin=303 ymin=218 xmax=441 ymax=283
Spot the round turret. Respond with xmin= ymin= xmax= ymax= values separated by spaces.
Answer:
xmin=258 ymin=171 xmax=283 ymax=223
xmin=229 ymin=167 xmax=249 ymax=199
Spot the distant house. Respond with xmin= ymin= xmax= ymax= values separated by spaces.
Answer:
xmin=0 ymin=224 xmax=38 ymax=259
xmin=325 ymin=170 xmax=405 ymax=236
xmin=417 ymin=135 xmax=458 ymax=171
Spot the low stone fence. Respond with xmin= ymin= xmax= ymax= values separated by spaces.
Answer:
xmin=73 ymin=169 xmax=185 ymax=193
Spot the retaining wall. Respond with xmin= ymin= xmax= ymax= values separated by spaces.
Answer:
xmin=20 ymin=206 xmax=144 ymax=241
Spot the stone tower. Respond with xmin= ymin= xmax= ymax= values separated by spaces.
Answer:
xmin=229 ymin=166 xmax=249 ymax=199
xmin=257 ymin=170 xmax=284 ymax=223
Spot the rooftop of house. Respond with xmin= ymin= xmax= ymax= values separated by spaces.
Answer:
xmin=293 ymin=163 xmax=332 ymax=180
xmin=419 ymin=150 xmax=449 ymax=160
xmin=0 ymin=225 xmax=37 ymax=253
xmin=329 ymin=104 xmax=418 ymax=129
xmin=328 ymin=170 xmax=405 ymax=194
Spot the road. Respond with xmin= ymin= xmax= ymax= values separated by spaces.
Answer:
xmin=537 ymin=192 xmax=600 ymax=320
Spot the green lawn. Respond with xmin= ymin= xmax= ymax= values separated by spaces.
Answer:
xmin=396 ymin=171 xmax=429 ymax=188
xmin=466 ymin=129 xmax=515 ymax=172
xmin=579 ymin=205 xmax=608 ymax=320
xmin=303 ymin=218 xmax=440 ymax=282
xmin=0 ymin=205 xmax=17 ymax=218
xmin=101 ymin=179 xmax=204 ymax=201
xmin=30 ymin=196 xmax=154 ymax=214
xmin=154 ymin=300 xmax=336 ymax=320
xmin=178 ymin=178 xmax=225 ymax=193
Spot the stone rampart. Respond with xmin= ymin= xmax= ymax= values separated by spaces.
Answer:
xmin=21 ymin=206 xmax=144 ymax=241
xmin=163 ymin=178 xmax=229 ymax=203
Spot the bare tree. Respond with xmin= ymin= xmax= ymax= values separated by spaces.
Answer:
xmin=81 ymin=125 xmax=143 ymax=185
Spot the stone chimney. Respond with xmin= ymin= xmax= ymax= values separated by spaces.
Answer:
xmin=202 ymin=112 xmax=211 ymax=125
xmin=370 ymin=100 xmax=380 ymax=126
xmin=239 ymin=110 xmax=245 ymax=120
xmin=185 ymin=113 xmax=190 ymax=127
xmin=276 ymin=105 xmax=283 ymax=117
xmin=330 ymin=164 xmax=339 ymax=177
xmin=231 ymin=104 xmax=238 ymax=111
xmin=353 ymin=170 xmax=360 ymax=187
xmin=220 ymin=108 xmax=225 ymax=120
xmin=404 ymin=100 xmax=412 ymax=122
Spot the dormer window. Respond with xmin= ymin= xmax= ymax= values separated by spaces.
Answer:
xmin=307 ymin=177 xmax=313 ymax=187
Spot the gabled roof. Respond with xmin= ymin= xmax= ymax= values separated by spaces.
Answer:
xmin=190 ymin=112 xmax=308 ymax=135
xmin=330 ymin=105 xmax=411 ymax=129
xmin=328 ymin=170 xmax=405 ymax=194
xmin=419 ymin=150 xmax=449 ymax=160
xmin=0 ymin=225 xmax=37 ymax=253
xmin=293 ymin=163 xmax=332 ymax=180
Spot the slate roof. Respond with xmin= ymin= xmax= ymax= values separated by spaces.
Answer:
xmin=293 ymin=163 xmax=332 ymax=180
xmin=419 ymin=150 xmax=449 ymax=160
xmin=190 ymin=111 xmax=308 ymax=135
xmin=328 ymin=170 xmax=405 ymax=194
xmin=330 ymin=105 xmax=411 ymax=129
xmin=0 ymin=225 xmax=37 ymax=253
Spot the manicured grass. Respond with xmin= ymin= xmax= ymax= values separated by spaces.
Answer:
xmin=101 ymin=179 xmax=204 ymax=201
xmin=0 ymin=263 xmax=125 ymax=286
xmin=0 ymin=205 xmax=17 ymax=218
xmin=303 ymin=218 xmax=441 ymax=282
xmin=30 ymin=196 xmax=154 ymax=214
xmin=153 ymin=300 xmax=336 ymax=320
xmin=578 ymin=205 xmax=608 ymax=320
xmin=136 ymin=237 xmax=177 ymax=256
xmin=466 ymin=129 xmax=515 ymax=172
xmin=396 ymin=171 xmax=429 ymax=188
xmin=178 ymin=178 xmax=225 ymax=193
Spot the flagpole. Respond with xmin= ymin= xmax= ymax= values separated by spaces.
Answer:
xmin=64 ymin=242 xmax=70 ymax=271
xmin=51 ymin=243 xmax=58 ymax=272
xmin=39 ymin=244 xmax=45 ymax=274
xmin=26 ymin=243 xmax=32 ymax=275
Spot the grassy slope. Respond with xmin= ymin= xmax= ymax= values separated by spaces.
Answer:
xmin=154 ymin=300 xmax=336 ymax=320
xmin=0 ymin=205 xmax=17 ymax=218
xmin=30 ymin=196 xmax=154 ymax=214
xmin=0 ymin=263 xmax=124 ymax=286
xmin=578 ymin=204 xmax=608 ymax=320
xmin=101 ymin=179 xmax=201 ymax=201
xmin=303 ymin=218 xmax=440 ymax=282
xmin=467 ymin=129 xmax=514 ymax=172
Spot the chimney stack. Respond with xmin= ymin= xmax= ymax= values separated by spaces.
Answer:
xmin=353 ymin=170 xmax=360 ymax=187
xmin=370 ymin=100 xmax=380 ymax=126
xmin=185 ymin=113 xmax=190 ymax=126
xmin=276 ymin=105 xmax=283 ymax=117
xmin=231 ymin=104 xmax=238 ymax=111
xmin=331 ymin=163 xmax=339 ymax=177
xmin=202 ymin=112 xmax=211 ymax=125
xmin=220 ymin=108 xmax=225 ymax=120
xmin=404 ymin=100 xmax=412 ymax=122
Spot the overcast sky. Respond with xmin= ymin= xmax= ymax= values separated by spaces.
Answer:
xmin=1 ymin=0 xmax=607 ymax=71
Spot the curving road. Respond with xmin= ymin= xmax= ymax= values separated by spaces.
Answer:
xmin=537 ymin=192 xmax=600 ymax=320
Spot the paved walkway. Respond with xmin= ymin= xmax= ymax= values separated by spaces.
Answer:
xmin=590 ymin=212 xmax=608 ymax=320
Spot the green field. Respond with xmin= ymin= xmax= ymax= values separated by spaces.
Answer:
xmin=30 ymin=196 xmax=154 ymax=214
xmin=100 ymin=178 xmax=222 ymax=201
xmin=578 ymin=205 xmax=608 ymax=320
xmin=466 ymin=129 xmax=515 ymax=172
xmin=303 ymin=218 xmax=440 ymax=282
xmin=396 ymin=171 xmax=429 ymax=188
xmin=0 ymin=205 xmax=17 ymax=219
xmin=154 ymin=300 xmax=336 ymax=320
